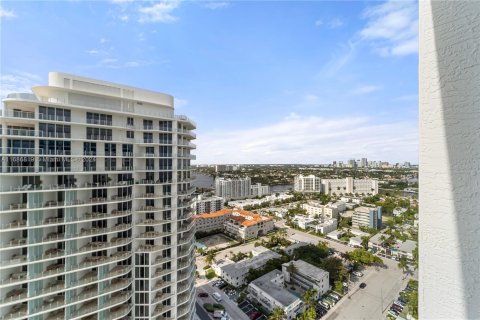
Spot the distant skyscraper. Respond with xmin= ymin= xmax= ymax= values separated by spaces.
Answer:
xmin=0 ymin=72 xmax=196 ymax=320
xmin=360 ymin=158 xmax=368 ymax=168
xmin=347 ymin=159 xmax=356 ymax=168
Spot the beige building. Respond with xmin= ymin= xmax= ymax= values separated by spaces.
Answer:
xmin=194 ymin=208 xmax=274 ymax=240
xmin=352 ymin=206 xmax=382 ymax=229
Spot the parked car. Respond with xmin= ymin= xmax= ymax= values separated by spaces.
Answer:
xmin=212 ymin=292 xmax=222 ymax=302
xmin=353 ymin=271 xmax=363 ymax=277
xmin=319 ymin=301 xmax=330 ymax=309
xmin=329 ymin=294 xmax=340 ymax=302
xmin=198 ymin=292 xmax=208 ymax=297
xmin=388 ymin=309 xmax=399 ymax=317
xmin=359 ymin=283 xmax=367 ymax=289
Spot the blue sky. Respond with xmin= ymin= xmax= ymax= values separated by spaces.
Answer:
xmin=1 ymin=0 xmax=418 ymax=164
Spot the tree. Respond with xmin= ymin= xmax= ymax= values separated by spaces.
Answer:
xmin=303 ymin=288 xmax=317 ymax=309
xmin=269 ymin=307 xmax=285 ymax=320
xmin=320 ymin=257 xmax=349 ymax=284
xmin=398 ymin=256 xmax=409 ymax=273
xmin=344 ymin=248 xmax=382 ymax=266
xmin=412 ymin=246 xmax=419 ymax=270
xmin=298 ymin=290 xmax=317 ymax=320
xmin=205 ymin=250 xmax=217 ymax=266
xmin=297 ymin=306 xmax=316 ymax=320
xmin=361 ymin=236 xmax=370 ymax=250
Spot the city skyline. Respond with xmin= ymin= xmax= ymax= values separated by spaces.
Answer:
xmin=1 ymin=1 xmax=418 ymax=164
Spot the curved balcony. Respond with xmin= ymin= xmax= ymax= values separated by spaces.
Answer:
xmin=151 ymin=292 xmax=175 ymax=305
xmin=2 ymin=238 xmax=130 ymax=267
xmin=107 ymin=303 xmax=133 ymax=320
xmin=151 ymin=267 xmax=173 ymax=280
xmin=135 ymin=192 xmax=171 ymax=199
xmin=135 ymin=219 xmax=170 ymax=226
xmin=1 ymin=196 xmax=133 ymax=214
xmin=135 ymin=206 xmax=170 ymax=213
xmin=152 ymin=304 xmax=175 ymax=318
xmin=137 ymin=244 xmax=169 ymax=253
xmin=151 ymin=278 xmax=174 ymax=291
xmin=0 ymin=181 xmax=133 ymax=195
xmin=0 ymin=224 xmax=132 ymax=252
xmin=3 ymin=303 xmax=27 ymax=320
xmin=134 ymin=179 xmax=172 ymax=185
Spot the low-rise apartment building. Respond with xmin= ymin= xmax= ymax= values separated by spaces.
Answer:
xmin=282 ymin=260 xmax=330 ymax=299
xmin=352 ymin=206 xmax=382 ymax=229
xmin=224 ymin=210 xmax=274 ymax=240
xmin=393 ymin=240 xmax=417 ymax=261
xmin=215 ymin=247 xmax=281 ymax=287
xmin=302 ymin=201 xmax=345 ymax=220
xmin=194 ymin=208 xmax=232 ymax=233
xmin=314 ymin=219 xmax=338 ymax=235
xmin=248 ymin=270 xmax=304 ymax=320
xmin=194 ymin=208 xmax=274 ymax=240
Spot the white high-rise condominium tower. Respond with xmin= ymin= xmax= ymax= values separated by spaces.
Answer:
xmin=214 ymin=177 xmax=251 ymax=200
xmin=0 ymin=72 xmax=196 ymax=320
xmin=293 ymin=175 xmax=321 ymax=192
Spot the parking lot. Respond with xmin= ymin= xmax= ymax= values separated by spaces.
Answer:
xmin=197 ymin=233 xmax=238 ymax=251
xmin=238 ymin=300 xmax=267 ymax=320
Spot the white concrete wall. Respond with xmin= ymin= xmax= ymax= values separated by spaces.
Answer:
xmin=419 ymin=1 xmax=480 ymax=319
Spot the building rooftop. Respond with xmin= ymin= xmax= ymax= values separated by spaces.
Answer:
xmin=369 ymin=233 xmax=386 ymax=246
xmin=250 ymin=270 xmax=301 ymax=307
xmin=398 ymin=240 xmax=417 ymax=254
xmin=284 ymin=260 xmax=329 ymax=283
xmin=221 ymin=248 xmax=281 ymax=277
xmin=194 ymin=208 xmax=231 ymax=219
xmin=284 ymin=242 xmax=309 ymax=255
xmin=355 ymin=206 xmax=376 ymax=214
xmin=195 ymin=208 xmax=272 ymax=227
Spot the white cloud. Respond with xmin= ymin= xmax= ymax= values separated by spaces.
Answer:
xmin=314 ymin=19 xmax=323 ymax=27
xmin=322 ymin=40 xmax=357 ymax=77
xmin=175 ymin=98 xmax=188 ymax=108
xmin=195 ymin=115 xmax=418 ymax=164
xmin=100 ymin=38 xmax=108 ymax=44
xmin=303 ymin=94 xmax=319 ymax=102
xmin=0 ymin=6 xmax=16 ymax=18
xmin=0 ymin=72 xmax=42 ymax=97
xmin=96 ymin=59 xmax=154 ymax=69
xmin=119 ymin=15 xmax=129 ymax=22
xmin=138 ymin=1 xmax=180 ymax=23
xmin=328 ymin=18 xmax=344 ymax=29
xmin=350 ymin=85 xmax=381 ymax=95
xmin=396 ymin=94 xmax=418 ymax=101
xmin=360 ymin=0 xmax=418 ymax=56
xmin=204 ymin=2 xmax=229 ymax=10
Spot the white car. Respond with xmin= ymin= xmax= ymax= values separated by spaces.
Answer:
xmin=353 ymin=271 xmax=363 ymax=277
xmin=212 ymin=292 xmax=222 ymax=302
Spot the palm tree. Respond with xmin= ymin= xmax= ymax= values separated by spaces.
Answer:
xmin=205 ymin=250 xmax=217 ymax=266
xmin=398 ymin=256 xmax=409 ymax=273
xmin=269 ymin=307 xmax=285 ymax=320
xmin=303 ymin=288 xmax=318 ymax=309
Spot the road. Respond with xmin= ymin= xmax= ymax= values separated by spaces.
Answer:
xmin=278 ymin=225 xmax=413 ymax=320
xmin=325 ymin=258 xmax=410 ymax=320
xmin=196 ymin=280 xmax=250 ymax=320
xmin=196 ymin=301 xmax=211 ymax=320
